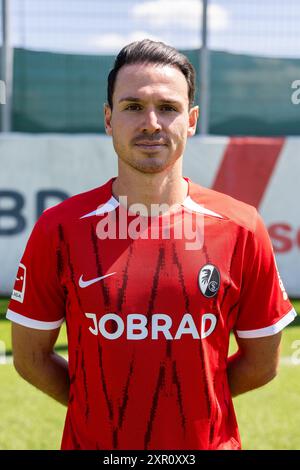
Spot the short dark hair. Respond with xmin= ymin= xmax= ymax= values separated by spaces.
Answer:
xmin=107 ymin=39 xmax=196 ymax=109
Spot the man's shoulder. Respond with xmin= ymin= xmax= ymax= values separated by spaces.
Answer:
xmin=38 ymin=178 xmax=114 ymax=228
xmin=188 ymin=180 xmax=258 ymax=233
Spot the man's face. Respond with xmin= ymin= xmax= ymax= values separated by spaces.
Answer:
xmin=105 ymin=63 xmax=198 ymax=174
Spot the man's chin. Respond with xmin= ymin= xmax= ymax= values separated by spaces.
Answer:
xmin=131 ymin=160 xmax=171 ymax=174
xmin=118 ymin=151 xmax=178 ymax=174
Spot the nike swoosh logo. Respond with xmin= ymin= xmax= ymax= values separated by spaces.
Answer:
xmin=79 ymin=272 xmax=116 ymax=288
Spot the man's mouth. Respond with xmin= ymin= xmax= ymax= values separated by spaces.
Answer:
xmin=134 ymin=140 xmax=167 ymax=150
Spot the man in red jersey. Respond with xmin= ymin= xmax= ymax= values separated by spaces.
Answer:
xmin=7 ymin=39 xmax=296 ymax=450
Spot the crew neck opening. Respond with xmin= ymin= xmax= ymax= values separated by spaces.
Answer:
xmin=109 ymin=177 xmax=191 ymax=219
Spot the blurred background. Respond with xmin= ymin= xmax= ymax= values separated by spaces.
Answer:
xmin=1 ymin=0 xmax=300 ymax=134
xmin=0 ymin=0 xmax=299 ymax=450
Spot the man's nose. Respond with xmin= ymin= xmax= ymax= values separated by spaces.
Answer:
xmin=140 ymin=109 xmax=162 ymax=133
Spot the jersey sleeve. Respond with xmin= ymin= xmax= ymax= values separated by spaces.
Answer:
xmin=6 ymin=212 xmax=65 ymax=330
xmin=234 ymin=212 xmax=297 ymax=338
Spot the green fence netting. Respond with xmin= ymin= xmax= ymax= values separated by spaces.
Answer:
xmin=1 ymin=47 xmax=299 ymax=135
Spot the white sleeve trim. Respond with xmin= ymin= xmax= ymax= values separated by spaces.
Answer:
xmin=236 ymin=307 xmax=297 ymax=339
xmin=6 ymin=309 xmax=64 ymax=330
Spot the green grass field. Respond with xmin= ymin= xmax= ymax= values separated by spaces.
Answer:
xmin=0 ymin=298 xmax=299 ymax=450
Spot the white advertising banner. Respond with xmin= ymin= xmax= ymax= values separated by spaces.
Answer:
xmin=0 ymin=134 xmax=299 ymax=296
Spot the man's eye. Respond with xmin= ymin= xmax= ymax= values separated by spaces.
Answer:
xmin=125 ymin=104 xmax=142 ymax=111
xmin=160 ymin=105 xmax=176 ymax=112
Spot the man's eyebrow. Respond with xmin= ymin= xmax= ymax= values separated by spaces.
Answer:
xmin=118 ymin=97 xmax=141 ymax=103
xmin=159 ymin=99 xmax=182 ymax=106
xmin=118 ymin=97 xmax=182 ymax=105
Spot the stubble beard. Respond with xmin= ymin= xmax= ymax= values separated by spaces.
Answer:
xmin=118 ymin=145 xmax=174 ymax=174
xmin=129 ymin=156 xmax=171 ymax=174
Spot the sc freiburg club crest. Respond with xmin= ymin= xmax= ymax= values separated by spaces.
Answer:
xmin=198 ymin=264 xmax=220 ymax=298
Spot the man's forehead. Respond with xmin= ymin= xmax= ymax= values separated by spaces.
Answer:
xmin=114 ymin=63 xmax=189 ymax=101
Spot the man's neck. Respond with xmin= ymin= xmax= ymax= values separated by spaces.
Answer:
xmin=112 ymin=161 xmax=188 ymax=214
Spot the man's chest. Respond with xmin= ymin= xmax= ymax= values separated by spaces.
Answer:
xmin=58 ymin=218 xmax=244 ymax=321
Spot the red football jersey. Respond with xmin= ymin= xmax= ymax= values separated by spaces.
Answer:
xmin=7 ymin=178 xmax=296 ymax=450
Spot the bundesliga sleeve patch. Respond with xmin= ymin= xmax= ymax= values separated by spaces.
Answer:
xmin=198 ymin=264 xmax=220 ymax=298
xmin=12 ymin=263 xmax=26 ymax=303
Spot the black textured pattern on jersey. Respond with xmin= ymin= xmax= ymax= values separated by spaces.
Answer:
xmin=58 ymin=223 xmax=64 ymax=242
xmin=112 ymin=355 xmax=135 ymax=449
xmin=69 ymin=325 xmax=82 ymax=403
xmin=144 ymin=364 xmax=166 ymax=449
xmin=90 ymin=223 xmax=110 ymax=307
xmin=173 ymin=243 xmax=192 ymax=437
xmin=209 ymin=406 xmax=216 ymax=444
xmin=75 ymin=325 xmax=82 ymax=373
xmin=81 ymin=349 xmax=90 ymax=421
xmin=172 ymin=243 xmax=190 ymax=311
xmin=172 ymin=361 xmax=186 ymax=432
xmin=227 ymin=300 xmax=240 ymax=324
xmin=68 ymin=417 xmax=81 ymax=450
xmin=117 ymin=244 xmax=133 ymax=311
xmin=58 ymin=224 xmax=83 ymax=310
xmin=64 ymin=229 xmax=82 ymax=308
xmin=56 ymin=247 xmax=64 ymax=279
xmin=166 ymin=339 xmax=172 ymax=359
xmin=202 ymin=241 xmax=211 ymax=264
xmin=147 ymin=246 xmax=165 ymax=322
xmin=97 ymin=344 xmax=136 ymax=449
xmin=57 ymin=224 xmax=64 ymax=279
xmin=222 ymin=380 xmax=230 ymax=414
xmin=171 ymin=243 xmax=191 ymax=440
xmin=71 ymin=325 xmax=82 ymax=381
xmin=97 ymin=342 xmax=114 ymax=421
xmin=142 ymin=246 xmax=165 ymax=447
xmin=221 ymin=226 xmax=242 ymax=311
xmin=146 ymin=243 xmax=190 ymax=448
xmin=198 ymin=336 xmax=212 ymax=421
xmin=220 ymin=283 xmax=231 ymax=311
xmin=112 ymin=428 xmax=118 ymax=450
xmin=118 ymin=355 xmax=135 ymax=428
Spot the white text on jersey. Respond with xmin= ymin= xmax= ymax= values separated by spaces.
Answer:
xmin=85 ymin=312 xmax=217 ymax=340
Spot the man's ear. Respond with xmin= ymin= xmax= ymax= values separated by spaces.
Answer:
xmin=187 ymin=105 xmax=199 ymax=137
xmin=104 ymin=103 xmax=113 ymax=136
